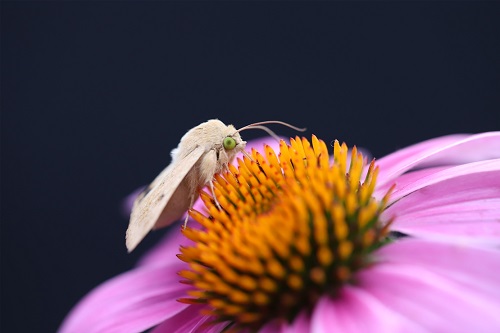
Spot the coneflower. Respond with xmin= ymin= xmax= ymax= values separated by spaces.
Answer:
xmin=59 ymin=132 xmax=500 ymax=333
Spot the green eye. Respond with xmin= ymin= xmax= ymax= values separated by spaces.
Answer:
xmin=223 ymin=137 xmax=237 ymax=150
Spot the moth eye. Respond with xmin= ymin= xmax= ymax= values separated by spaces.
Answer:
xmin=223 ymin=137 xmax=237 ymax=150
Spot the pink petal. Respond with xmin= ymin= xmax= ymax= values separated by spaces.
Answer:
xmin=394 ymin=221 xmax=500 ymax=246
xmin=311 ymin=289 xmax=426 ymax=333
xmin=311 ymin=239 xmax=500 ymax=332
xmin=374 ymin=165 xmax=449 ymax=199
xmin=358 ymin=263 xmax=500 ymax=332
xmin=259 ymin=320 xmax=284 ymax=333
xmin=377 ymin=158 xmax=500 ymax=201
xmin=193 ymin=322 xmax=233 ymax=333
xmin=376 ymin=132 xmax=500 ymax=187
xmin=58 ymin=262 xmax=189 ymax=333
xmin=138 ymin=224 xmax=195 ymax=267
xmin=259 ymin=320 xmax=282 ymax=333
xmin=280 ymin=311 xmax=310 ymax=332
xmin=243 ymin=136 xmax=284 ymax=154
xmin=150 ymin=305 xmax=205 ymax=333
xmin=151 ymin=304 xmax=230 ymax=333
xmin=374 ymin=239 xmax=500 ymax=298
xmin=381 ymin=163 xmax=500 ymax=242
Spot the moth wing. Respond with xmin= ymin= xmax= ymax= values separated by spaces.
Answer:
xmin=126 ymin=146 xmax=205 ymax=252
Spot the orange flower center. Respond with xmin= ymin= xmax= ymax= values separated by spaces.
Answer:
xmin=178 ymin=136 xmax=393 ymax=331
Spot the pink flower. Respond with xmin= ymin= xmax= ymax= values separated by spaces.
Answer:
xmin=59 ymin=132 xmax=500 ymax=333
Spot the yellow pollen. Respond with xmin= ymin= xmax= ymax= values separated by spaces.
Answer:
xmin=179 ymin=135 xmax=393 ymax=331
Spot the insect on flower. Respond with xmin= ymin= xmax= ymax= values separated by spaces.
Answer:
xmin=60 ymin=132 xmax=500 ymax=333
xmin=125 ymin=119 xmax=306 ymax=252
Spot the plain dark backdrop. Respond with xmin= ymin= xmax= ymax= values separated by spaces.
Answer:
xmin=2 ymin=2 xmax=499 ymax=332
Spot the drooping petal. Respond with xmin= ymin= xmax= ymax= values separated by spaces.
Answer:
xmin=311 ymin=288 xmax=427 ymax=333
xmin=394 ymin=221 xmax=500 ymax=246
xmin=192 ymin=322 xmax=233 ymax=333
xmin=359 ymin=239 xmax=500 ymax=332
xmin=149 ymin=305 xmax=205 ymax=333
xmin=359 ymin=264 xmax=500 ymax=333
xmin=375 ymin=158 xmax=500 ymax=201
xmin=138 ymin=223 xmax=195 ymax=267
xmin=151 ymin=304 xmax=230 ymax=333
xmin=380 ymin=161 xmax=500 ymax=243
xmin=376 ymin=132 xmax=500 ymax=187
xmin=374 ymin=239 xmax=500 ymax=299
xmin=58 ymin=262 xmax=189 ymax=333
xmin=374 ymin=165 xmax=449 ymax=198
xmin=280 ymin=311 xmax=311 ymax=333
xmin=310 ymin=239 xmax=500 ymax=333
xmin=387 ymin=159 xmax=500 ymax=201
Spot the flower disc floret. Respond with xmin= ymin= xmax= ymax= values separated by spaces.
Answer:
xmin=178 ymin=136 xmax=393 ymax=330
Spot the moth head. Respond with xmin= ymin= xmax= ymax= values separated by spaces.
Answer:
xmin=222 ymin=129 xmax=246 ymax=154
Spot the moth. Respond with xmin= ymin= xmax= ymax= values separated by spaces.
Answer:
xmin=126 ymin=119 xmax=305 ymax=252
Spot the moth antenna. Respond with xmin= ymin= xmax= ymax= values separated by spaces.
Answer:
xmin=236 ymin=121 xmax=307 ymax=142
xmin=237 ymin=120 xmax=306 ymax=134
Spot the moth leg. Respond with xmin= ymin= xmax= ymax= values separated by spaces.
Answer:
xmin=219 ymin=149 xmax=233 ymax=174
xmin=209 ymin=179 xmax=222 ymax=210
xmin=242 ymin=149 xmax=254 ymax=161
xmin=183 ymin=194 xmax=196 ymax=229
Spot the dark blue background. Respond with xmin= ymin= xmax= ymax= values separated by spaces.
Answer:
xmin=2 ymin=2 xmax=499 ymax=332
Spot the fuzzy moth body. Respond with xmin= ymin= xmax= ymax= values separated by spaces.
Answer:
xmin=125 ymin=119 xmax=305 ymax=252
xmin=126 ymin=119 xmax=246 ymax=252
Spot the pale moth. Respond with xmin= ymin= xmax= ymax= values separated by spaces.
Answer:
xmin=126 ymin=119 xmax=305 ymax=252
